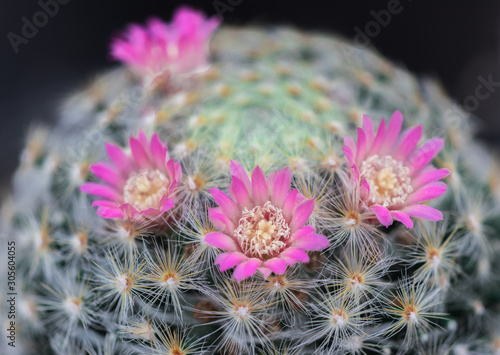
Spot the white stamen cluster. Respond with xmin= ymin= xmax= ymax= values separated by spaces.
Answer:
xmin=235 ymin=305 xmax=249 ymax=319
xmin=234 ymin=201 xmax=291 ymax=258
xmin=117 ymin=274 xmax=132 ymax=292
xmin=348 ymin=274 xmax=364 ymax=291
xmin=331 ymin=311 xmax=346 ymax=327
xmin=360 ymin=155 xmax=413 ymax=207
xmin=406 ymin=310 xmax=419 ymax=324
xmin=123 ymin=321 xmax=155 ymax=341
xmin=124 ymin=170 xmax=169 ymax=211
xmin=161 ymin=276 xmax=177 ymax=289
xmin=63 ymin=298 xmax=82 ymax=319
xmin=187 ymin=176 xmax=198 ymax=191
xmin=342 ymin=336 xmax=363 ymax=352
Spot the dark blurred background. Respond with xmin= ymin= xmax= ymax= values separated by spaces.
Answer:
xmin=1 ymin=0 xmax=500 ymax=194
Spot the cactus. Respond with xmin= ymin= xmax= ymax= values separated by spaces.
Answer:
xmin=2 ymin=6 xmax=500 ymax=355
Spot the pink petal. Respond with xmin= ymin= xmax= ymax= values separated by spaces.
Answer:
xmin=370 ymin=118 xmax=386 ymax=155
xmin=230 ymin=160 xmax=252 ymax=192
xmin=89 ymin=162 xmax=126 ymax=188
xmin=356 ymin=127 xmax=367 ymax=163
xmin=119 ymin=203 xmax=139 ymax=218
xmin=291 ymin=225 xmax=315 ymax=240
xmin=381 ymin=110 xmax=403 ymax=154
xmin=343 ymin=137 xmax=357 ymax=164
xmin=258 ymin=267 xmax=273 ymax=279
xmin=283 ymin=189 xmax=299 ymax=221
xmin=270 ymin=168 xmax=292 ymax=208
xmin=150 ymin=133 xmax=168 ymax=169
xmin=350 ymin=164 xmax=361 ymax=183
xmin=204 ymin=232 xmax=238 ymax=252
xmin=403 ymin=205 xmax=443 ymax=221
xmin=233 ymin=258 xmax=261 ymax=281
xmin=215 ymin=252 xmax=248 ymax=272
xmin=391 ymin=211 xmax=413 ymax=229
xmin=166 ymin=160 xmax=181 ymax=194
xmin=412 ymin=168 xmax=450 ymax=190
xmin=264 ymin=258 xmax=287 ymax=274
xmin=92 ymin=200 xmax=118 ymax=208
xmin=160 ymin=198 xmax=175 ymax=212
xmin=295 ymin=193 xmax=307 ymax=205
xmin=209 ymin=188 xmax=240 ymax=222
xmin=292 ymin=233 xmax=330 ymax=251
xmin=137 ymin=207 xmax=162 ymax=219
xmin=280 ymin=248 xmax=309 ymax=264
xmin=362 ymin=115 xmax=374 ymax=148
xmin=406 ymin=182 xmax=447 ymax=205
xmin=208 ymin=207 xmax=234 ymax=235
xmin=106 ymin=143 xmax=134 ymax=175
xmin=394 ymin=125 xmax=423 ymax=161
xmin=174 ymin=160 xmax=182 ymax=182
xmin=266 ymin=169 xmax=278 ymax=192
xmin=360 ymin=179 xmax=370 ymax=201
xmin=80 ymin=182 xmax=121 ymax=201
xmin=230 ymin=176 xmax=251 ymax=209
xmin=251 ymin=166 xmax=269 ymax=205
xmin=409 ymin=138 xmax=444 ymax=175
xmin=343 ymin=146 xmax=354 ymax=165
xmin=97 ymin=207 xmax=124 ymax=219
xmin=136 ymin=131 xmax=149 ymax=148
xmin=291 ymin=199 xmax=315 ymax=231
xmin=130 ymin=136 xmax=151 ymax=170
xmin=370 ymin=205 xmax=393 ymax=228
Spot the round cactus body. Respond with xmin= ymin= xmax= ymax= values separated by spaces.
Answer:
xmin=2 ymin=7 xmax=500 ymax=355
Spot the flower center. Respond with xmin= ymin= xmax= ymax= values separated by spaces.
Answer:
xmin=360 ymin=155 xmax=413 ymax=207
xmin=234 ymin=201 xmax=291 ymax=259
xmin=124 ymin=170 xmax=169 ymax=211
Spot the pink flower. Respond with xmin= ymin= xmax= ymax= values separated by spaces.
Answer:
xmin=343 ymin=111 xmax=450 ymax=229
xmin=204 ymin=161 xmax=330 ymax=281
xmin=110 ymin=6 xmax=220 ymax=77
xmin=81 ymin=131 xmax=182 ymax=222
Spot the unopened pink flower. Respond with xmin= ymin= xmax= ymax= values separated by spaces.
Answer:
xmin=110 ymin=6 xmax=220 ymax=78
xmin=343 ymin=111 xmax=450 ymax=229
xmin=204 ymin=161 xmax=329 ymax=281
xmin=81 ymin=131 xmax=182 ymax=222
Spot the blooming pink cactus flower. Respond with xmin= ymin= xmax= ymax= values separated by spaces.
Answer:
xmin=343 ymin=111 xmax=450 ymax=229
xmin=204 ymin=161 xmax=330 ymax=281
xmin=81 ymin=131 xmax=182 ymax=222
xmin=110 ymin=6 xmax=220 ymax=77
